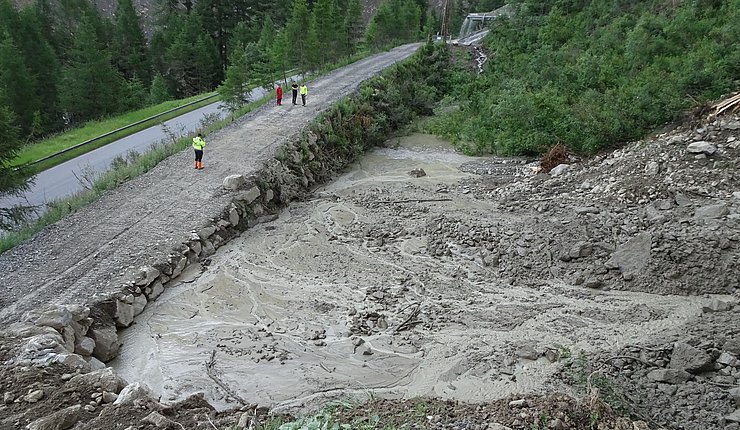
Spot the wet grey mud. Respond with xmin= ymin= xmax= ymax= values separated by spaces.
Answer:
xmin=113 ymin=134 xmax=708 ymax=413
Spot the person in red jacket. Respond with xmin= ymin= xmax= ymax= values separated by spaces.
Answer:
xmin=276 ymin=84 xmax=283 ymax=106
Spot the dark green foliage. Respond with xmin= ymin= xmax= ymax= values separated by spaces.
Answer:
xmin=218 ymin=44 xmax=251 ymax=110
xmin=164 ymin=14 xmax=221 ymax=97
xmin=0 ymin=91 xmax=30 ymax=228
xmin=365 ymin=0 xmax=422 ymax=50
xmin=286 ymin=0 xmax=313 ymax=72
xmin=112 ymin=0 xmax=150 ymax=85
xmin=429 ymin=0 xmax=740 ymax=156
xmin=149 ymin=73 xmax=172 ymax=104
xmin=0 ymin=32 xmax=40 ymax=137
xmin=59 ymin=14 xmax=122 ymax=124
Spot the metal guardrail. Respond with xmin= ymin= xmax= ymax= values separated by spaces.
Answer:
xmin=18 ymin=93 xmax=220 ymax=170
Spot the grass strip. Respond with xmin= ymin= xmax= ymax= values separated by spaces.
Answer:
xmin=12 ymin=92 xmax=218 ymax=171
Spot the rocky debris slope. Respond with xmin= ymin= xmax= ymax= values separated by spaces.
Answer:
xmin=457 ymin=115 xmax=740 ymax=296
xmin=559 ymin=300 xmax=740 ymax=430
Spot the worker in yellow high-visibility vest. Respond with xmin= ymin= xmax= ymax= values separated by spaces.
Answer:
xmin=192 ymin=133 xmax=206 ymax=170
xmin=300 ymin=84 xmax=308 ymax=106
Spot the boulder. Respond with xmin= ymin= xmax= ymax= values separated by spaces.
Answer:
xmin=134 ymin=266 xmax=160 ymax=286
xmin=729 ymin=387 xmax=740 ymax=406
xmin=238 ymin=186 xmax=261 ymax=204
xmin=54 ymin=353 xmax=87 ymax=370
xmin=695 ymin=204 xmax=729 ymax=220
xmin=409 ymin=168 xmax=427 ymax=178
xmin=115 ymin=382 xmax=156 ymax=405
xmin=647 ymin=369 xmax=691 ymax=384
xmin=147 ymin=280 xmax=165 ymax=300
xmin=85 ymin=356 xmax=106 ymax=371
xmin=550 ymin=164 xmax=570 ymax=176
xmin=74 ymin=336 xmax=96 ymax=356
xmin=222 ymin=174 xmax=245 ymax=190
xmin=605 ymin=232 xmax=651 ymax=278
xmin=717 ymin=352 xmax=739 ymax=367
xmin=229 ymin=208 xmax=240 ymax=227
xmin=142 ymin=411 xmax=177 ymax=429
xmin=68 ymin=368 xmax=125 ymax=393
xmin=28 ymin=307 xmax=73 ymax=330
xmin=686 ymin=141 xmax=717 ymax=155
xmin=26 ymin=404 xmax=81 ymax=430
xmin=114 ymin=300 xmax=134 ymax=328
xmin=703 ymin=299 xmax=733 ymax=313
xmin=132 ymin=294 xmax=147 ymax=317
xmin=670 ymin=342 xmax=712 ymax=373
xmin=88 ymin=324 xmax=120 ymax=362
xmin=727 ymin=410 xmax=740 ymax=424
xmin=197 ymin=225 xmax=216 ymax=240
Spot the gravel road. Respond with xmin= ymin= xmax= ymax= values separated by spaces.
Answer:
xmin=0 ymin=44 xmax=421 ymax=325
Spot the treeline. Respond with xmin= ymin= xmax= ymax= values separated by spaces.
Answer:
xmin=0 ymin=0 xmax=429 ymax=143
xmin=428 ymin=0 xmax=740 ymax=155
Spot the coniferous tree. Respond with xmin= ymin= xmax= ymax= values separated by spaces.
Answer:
xmin=218 ymin=44 xmax=251 ymax=110
xmin=0 ymin=91 xmax=31 ymax=229
xmin=343 ymin=0 xmax=363 ymax=56
xmin=60 ymin=14 xmax=122 ymax=124
xmin=165 ymin=14 xmax=220 ymax=96
xmin=0 ymin=32 xmax=40 ymax=137
xmin=286 ymin=0 xmax=312 ymax=72
xmin=195 ymin=0 xmax=253 ymax=71
xmin=306 ymin=16 xmax=321 ymax=71
xmin=112 ymin=0 xmax=151 ymax=85
xmin=149 ymin=73 xmax=172 ymax=104
xmin=256 ymin=17 xmax=276 ymax=85
xmin=311 ymin=0 xmax=340 ymax=65
xmin=17 ymin=6 xmax=60 ymax=134
xmin=270 ymin=30 xmax=290 ymax=85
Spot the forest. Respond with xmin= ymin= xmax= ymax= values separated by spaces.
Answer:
xmin=427 ymin=0 xmax=740 ymax=156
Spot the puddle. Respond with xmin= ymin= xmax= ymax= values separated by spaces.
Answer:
xmin=113 ymin=134 xmax=705 ymax=412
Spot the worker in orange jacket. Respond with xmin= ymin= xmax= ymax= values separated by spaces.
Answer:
xmin=276 ymin=84 xmax=283 ymax=106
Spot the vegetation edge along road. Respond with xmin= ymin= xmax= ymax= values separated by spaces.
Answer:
xmin=12 ymin=92 xmax=219 ymax=173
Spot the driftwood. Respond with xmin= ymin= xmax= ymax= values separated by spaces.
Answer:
xmin=205 ymin=350 xmax=250 ymax=406
xmin=393 ymin=304 xmax=422 ymax=333
xmin=379 ymin=198 xmax=452 ymax=204
xmin=539 ymin=142 xmax=569 ymax=173
xmin=711 ymin=92 xmax=740 ymax=117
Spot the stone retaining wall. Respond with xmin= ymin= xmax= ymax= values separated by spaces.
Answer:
xmin=9 ymin=129 xmax=345 ymax=374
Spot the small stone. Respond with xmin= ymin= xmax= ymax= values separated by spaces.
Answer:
xmin=3 ymin=392 xmax=13 ymax=404
xmin=703 ymin=299 xmax=733 ymax=313
xmin=26 ymin=404 xmax=81 ymax=430
xmin=84 ymin=404 xmax=96 ymax=412
xmin=549 ymin=164 xmax=570 ymax=176
xmin=718 ymin=352 xmax=739 ymax=367
xmin=516 ymin=345 xmax=539 ymax=360
xmin=102 ymin=391 xmax=118 ymax=403
xmin=644 ymin=161 xmax=660 ymax=175
xmin=584 ymin=279 xmax=602 ymax=289
xmin=409 ymin=168 xmax=426 ymax=178
xmin=508 ymin=399 xmax=527 ymax=407
xmin=24 ymin=389 xmax=44 ymax=403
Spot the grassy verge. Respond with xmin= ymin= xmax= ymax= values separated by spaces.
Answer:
xmin=12 ymin=92 xmax=218 ymax=172
xmin=0 ymin=94 xmax=270 ymax=255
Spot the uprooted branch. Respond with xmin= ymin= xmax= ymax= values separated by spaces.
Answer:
xmin=205 ymin=350 xmax=250 ymax=406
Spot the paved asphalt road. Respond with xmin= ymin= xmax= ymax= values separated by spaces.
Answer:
xmin=0 ymin=86 xmax=272 ymax=213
